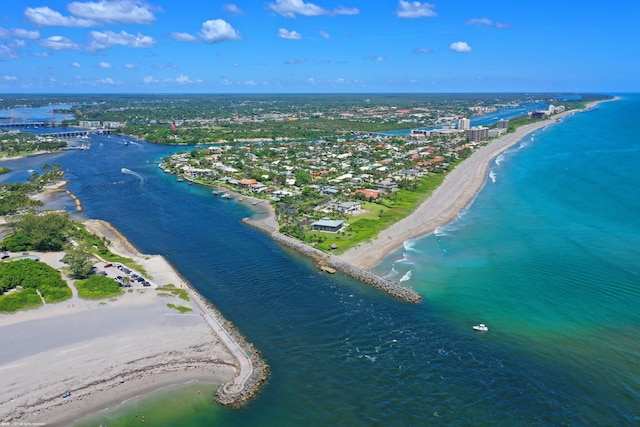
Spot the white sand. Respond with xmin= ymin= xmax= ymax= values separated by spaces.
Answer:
xmin=0 ymin=220 xmax=240 ymax=426
xmin=338 ymin=100 xmax=615 ymax=270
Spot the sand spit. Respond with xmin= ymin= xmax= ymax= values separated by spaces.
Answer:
xmin=0 ymin=219 xmax=268 ymax=426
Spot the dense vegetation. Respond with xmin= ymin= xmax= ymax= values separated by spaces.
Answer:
xmin=0 ymin=182 xmax=42 ymax=215
xmin=0 ymin=164 xmax=65 ymax=216
xmin=0 ymin=259 xmax=70 ymax=312
xmin=2 ymin=212 xmax=73 ymax=252
xmin=0 ymin=131 xmax=67 ymax=157
xmin=75 ymin=275 xmax=123 ymax=299
xmin=55 ymin=92 xmax=613 ymax=145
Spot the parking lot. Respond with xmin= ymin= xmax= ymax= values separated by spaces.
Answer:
xmin=94 ymin=262 xmax=154 ymax=289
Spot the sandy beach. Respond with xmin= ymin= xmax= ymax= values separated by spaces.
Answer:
xmin=0 ymin=219 xmax=256 ymax=426
xmin=337 ymin=100 xmax=615 ymax=270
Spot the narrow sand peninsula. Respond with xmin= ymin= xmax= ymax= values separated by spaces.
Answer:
xmin=338 ymin=101 xmax=612 ymax=270
xmin=0 ymin=219 xmax=257 ymax=426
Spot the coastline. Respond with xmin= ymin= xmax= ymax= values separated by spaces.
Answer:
xmin=0 ymin=219 xmax=267 ymax=426
xmin=337 ymin=98 xmax=617 ymax=270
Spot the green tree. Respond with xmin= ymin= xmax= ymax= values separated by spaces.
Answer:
xmin=61 ymin=243 xmax=95 ymax=279
xmin=295 ymin=171 xmax=312 ymax=186
xmin=4 ymin=213 xmax=72 ymax=251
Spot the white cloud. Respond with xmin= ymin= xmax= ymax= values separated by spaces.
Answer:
xmin=318 ymin=30 xmax=330 ymax=39
xmin=223 ymin=4 xmax=245 ymax=15
xmin=170 ymin=32 xmax=198 ymax=42
xmin=24 ymin=6 xmax=96 ymax=27
xmin=98 ymin=61 xmax=112 ymax=68
xmin=68 ymin=0 xmax=159 ymax=24
xmin=413 ymin=47 xmax=433 ymax=54
xmin=72 ymin=62 xmax=82 ymax=67
xmin=278 ymin=28 xmax=302 ymax=40
xmin=0 ymin=44 xmax=19 ymax=58
xmin=13 ymin=28 xmax=40 ymax=39
xmin=467 ymin=18 xmax=492 ymax=27
xmin=199 ymin=19 xmax=242 ymax=43
xmin=467 ymin=18 xmax=511 ymax=28
xmin=267 ymin=0 xmax=359 ymax=18
xmin=39 ymin=35 xmax=81 ymax=50
xmin=124 ymin=63 xmax=136 ymax=69
xmin=143 ymin=75 xmax=159 ymax=83
xmin=25 ymin=1 xmax=159 ymax=27
xmin=285 ymin=59 xmax=303 ymax=64
xmin=14 ymin=40 xmax=28 ymax=48
xmin=176 ymin=74 xmax=192 ymax=84
xmin=397 ymin=1 xmax=437 ymax=18
xmin=3 ymin=75 xmax=17 ymax=81
xmin=96 ymin=77 xmax=118 ymax=84
xmin=449 ymin=41 xmax=472 ymax=52
xmin=365 ymin=55 xmax=386 ymax=62
xmin=32 ymin=51 xmax=51 ymax=57
xmin=87 ymin=30 xmax=156 ymax=51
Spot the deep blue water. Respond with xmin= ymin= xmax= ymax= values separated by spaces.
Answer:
xmin=2 ymin=95 xmax=639 ymax=426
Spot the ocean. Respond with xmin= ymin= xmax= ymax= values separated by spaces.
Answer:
xmin=1 ymin=95 xmax=638 ymax=425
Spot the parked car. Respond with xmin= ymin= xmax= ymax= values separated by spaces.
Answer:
xmin=62 ymin=391 xmax=71 ymax=399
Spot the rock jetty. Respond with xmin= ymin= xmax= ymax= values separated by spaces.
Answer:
xmin=243 ymin=219 xmax=422 ymax=304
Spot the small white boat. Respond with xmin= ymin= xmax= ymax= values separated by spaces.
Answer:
xmin=473 ymin=324 xmax=488 ymax=332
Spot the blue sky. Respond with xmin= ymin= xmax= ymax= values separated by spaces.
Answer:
xmin=0 ymin=0 xmax=637 ymax=93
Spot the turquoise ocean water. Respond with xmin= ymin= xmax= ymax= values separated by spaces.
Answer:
xmin=2 ymin=95 xmax=639 ymax=425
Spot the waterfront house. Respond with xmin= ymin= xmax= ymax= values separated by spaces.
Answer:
xmin=312 ymin=218 xmax=345 ymax=233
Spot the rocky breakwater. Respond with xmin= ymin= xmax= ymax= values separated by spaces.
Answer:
xmin=263 ymin=230 xmax=422 ymax=304
xmin=182 ymin=275 xmax=270 ymax=408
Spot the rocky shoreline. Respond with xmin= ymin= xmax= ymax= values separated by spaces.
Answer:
xmin=243 ymin=219 xmax=422 ymax=304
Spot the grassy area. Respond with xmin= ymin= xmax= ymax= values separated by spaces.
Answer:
xmin=75 ymin=275 xmax=124 ymax=299
xmin=157 ymin=284 xmax=190 ymax=301
xmin=0 ymin=289 xmax=42 ymax=313
xmin=310 ymin=172 xmax=448 ymax=253
xmin=166 ymin=303 xmax=192 ymax=314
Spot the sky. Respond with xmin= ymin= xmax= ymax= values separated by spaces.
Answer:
xmin=0 ymin=0 xmax=638 ymax=94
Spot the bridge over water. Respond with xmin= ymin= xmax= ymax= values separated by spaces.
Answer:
xmin=0 ymin=122 xmax=112 ymax=138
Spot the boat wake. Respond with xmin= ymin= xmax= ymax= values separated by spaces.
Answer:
xmin=121 ymin=167 xmax=145 ymax=185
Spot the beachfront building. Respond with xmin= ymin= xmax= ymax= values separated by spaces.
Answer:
xmin=353 ymin=189 xmax=380 ymax=200
xmin=374 ymin=181 xmax=399 ymax=193
xmin=331 ymin=202 xmax=361 ymax=215
xmin=458 ymin=118 xmax=471 ymax=130
xmin=465 ymin=126 xmax=489 ymax=141
xmin=488 ymin=128 xmax=507 ymax=138
xmin=312 ymin=218 xmax=345 ymax=233
xmin=103 ymin=121 xmax=126 ymax=128
xmin=497 ymin=119 xmax=509 ymax=129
